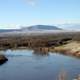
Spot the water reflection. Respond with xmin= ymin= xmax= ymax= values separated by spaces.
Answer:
xmin=0 ymin=47 xmax=80 ymax=80
xmin=33 ymin=47 xmax=49 ymax=56
xmin=33 ymin=51 xmax=49 ymax=56
xmin=0 ymin=46 xmax=80 ymax=59
xmin=31 ymin=47 xmax=80 ymax=58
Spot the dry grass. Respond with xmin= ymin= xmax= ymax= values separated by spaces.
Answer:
xmin=53 ymin=41 xmax=80 ymax=57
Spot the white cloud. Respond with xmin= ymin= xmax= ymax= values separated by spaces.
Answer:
xmin=0 ymin=24 xmax=20 ymax=29
xmin=52 ymin=19 xmax=80 ymax=25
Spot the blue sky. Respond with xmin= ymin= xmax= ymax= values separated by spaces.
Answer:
xmin=0 ymin=0 xmax=80 ymax=29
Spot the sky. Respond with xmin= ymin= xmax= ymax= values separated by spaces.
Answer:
xmin=0 ymin=0 xmax=80 ymax=29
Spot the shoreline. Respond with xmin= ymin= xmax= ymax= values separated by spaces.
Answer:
xmin=0 ymin=40 xmax=80 ymax=58
xmin=52 ymin=41 xmax=80 ymax=58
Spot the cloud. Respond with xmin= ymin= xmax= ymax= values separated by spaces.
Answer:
xmin=52 ymin=19 xmax=80 ymax=25
xmin=26 ymin=0 xmax=36 ymax=6
xmin=0 ymin=24 xmax=20 ymax=29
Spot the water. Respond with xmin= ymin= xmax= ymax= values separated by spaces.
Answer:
xmin=0 ymin=49 xmax=80 ymax=80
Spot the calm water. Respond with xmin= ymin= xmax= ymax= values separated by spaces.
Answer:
xmin=0 ymin=49 xmax=80 ymax=80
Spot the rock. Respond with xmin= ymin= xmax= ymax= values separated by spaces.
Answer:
xmin=0 ymin=55 xmax=8 ymax=65
xmin=74 ymin=74 xmax=80 ymax=80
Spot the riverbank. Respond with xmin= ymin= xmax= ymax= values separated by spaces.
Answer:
xmin=52 ymin=41 xmax=80 ymax=58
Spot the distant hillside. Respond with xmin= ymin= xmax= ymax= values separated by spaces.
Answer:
xmin=0 ymin=25 xmax=61 ymax=33
xmin=0 ymin=29 xmax=19 ymax=33
xmin=21 ymin=25 xmax=61 ymax=31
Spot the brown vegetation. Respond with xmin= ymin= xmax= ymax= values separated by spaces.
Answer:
xmin=0 ymin=55 xmax=8 ymax=65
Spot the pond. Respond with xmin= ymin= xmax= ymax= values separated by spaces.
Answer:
xmin=0 ymin=49 xmax=80 ymax=80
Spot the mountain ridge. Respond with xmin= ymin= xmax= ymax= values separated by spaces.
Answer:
xmin=21 ymin=25 xmax=61 ymax=31
xmin=0 ymin=25 xmax=61 ymax=33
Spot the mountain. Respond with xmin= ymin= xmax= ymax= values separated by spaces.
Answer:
xmin=0 ymin=25 xmax=61 ymax=33
xmin=21 ymin=25 xmax=61 ymax=31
